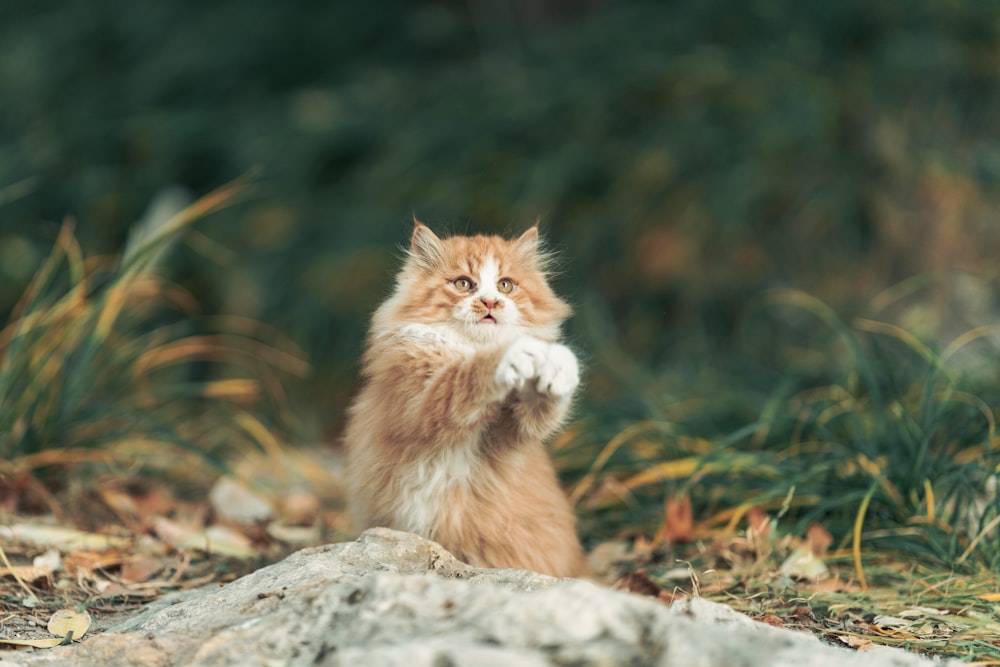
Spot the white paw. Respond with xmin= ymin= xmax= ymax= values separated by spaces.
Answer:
xmin=536 ymin=342 xmax=579 ymax=398
xmin=495 ymin=337 xmax=548 ymax=392
xmin=494 ymin=337 xmax=579 ymax=399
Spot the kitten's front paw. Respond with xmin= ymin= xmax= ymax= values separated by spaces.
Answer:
xmin=495 ymin=337 xmax=579 ymax=399
xmin=536 ymin=342 xmax=579 ymax=399
xmin=495 ymin=336 xmax=548 ymax=392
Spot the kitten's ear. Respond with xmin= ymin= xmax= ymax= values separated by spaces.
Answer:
xmin=513 ymin=223 xmax=540 ymax=258
xmin=409 ymin=219 xmax=444 ymax=269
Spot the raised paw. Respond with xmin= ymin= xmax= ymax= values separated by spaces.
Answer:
xmin=535 ymin=342 xmax=579 ymax=398
xmin=495 ymin=337 xmax=579 ymax=399
xmin=495 ymin=336 xmax=549 ymax=392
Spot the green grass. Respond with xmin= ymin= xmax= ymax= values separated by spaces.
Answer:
xmin=557 ymin=273 xmax=1000 ymax=659
xmin=568 ymin=284 xmax=1000 ymax=566
xmin=0 ymin=181 xmax=307 ymax=500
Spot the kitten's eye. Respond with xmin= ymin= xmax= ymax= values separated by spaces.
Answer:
xmin=453 ymin=277 xmax=474 ymax=293
xmin=498 ymin=278 xmax=515 ymax=294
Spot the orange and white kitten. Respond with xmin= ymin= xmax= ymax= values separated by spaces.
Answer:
xmin=343 ymin=222 xmax=585 ymax=577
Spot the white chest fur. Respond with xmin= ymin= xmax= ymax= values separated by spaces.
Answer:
xmin=393 ymin=439 xmax=481 ymax=536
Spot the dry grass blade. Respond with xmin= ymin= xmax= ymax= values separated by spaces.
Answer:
xmin=0 ymin=179 xmax=303 ymax=493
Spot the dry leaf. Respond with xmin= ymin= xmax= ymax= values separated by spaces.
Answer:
xmin=614 ymin=569 xmax=664 ymax=598
xmin=155 ymin=517 xmax=257 ymax=558
xmin=872 ymin=615 xmax=910 ymax=628
xmin=898 ymin=606 xmax=949 ymax=617
xmin=209 ymin=476 xmax=274 ymax=525
xmin=97 ymin=581 xmax=161 ymax=600
xmin=64 ymin=548 xmax=129 ymax=574
xmin=0 ymin=524 xmax=131 ymax=550
xmin=152 ymin=515 xmax=196 ymax=547
xmin=201 ymin=525 xmax=257 ymax=558
xmin=265 ymin=522 xmax=321 ymax=546
xmin=757 ymin=614 xmax=784 ymax=628
xmin=800 ymin=576 xmax=861 ymax=594
xmin=0 ymin=565 xmax=52 ymax=585
xmin=779 ymin=545 xmax=829 ymax=581
xmin=32 ymin=549 xmax=62 ymax=572
xmin=48 ymin=608 xmax=91 ymax=640
xmin=836 ymin=634 xmax=876 ymax=650
xmin=279 ymin=490 xmax=321 ymax=526
xmin=120 ymin=554 xmax=165 ymax=584
xmin=745 ymin=508 xmax=772 ymax=556
xmin=0 ymin=637 xmax=64 ymax=649
xmin=585 ymin=540 xmax=631 ymax=576
xmin=806 ymin=523 xmax=833 ymax=555
xmin=0 ymin=609 xmax=91 ymax=650
xmin=746 ymin=507 xmax=770 ymax=533
xmin=656 ymin=493 xmax=693 ymax=544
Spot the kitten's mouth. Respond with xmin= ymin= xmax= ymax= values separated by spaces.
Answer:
xmin=480 ymin=314 xmax=497 ymax=324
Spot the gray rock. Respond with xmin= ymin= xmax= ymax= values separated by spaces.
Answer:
xmin=0 ymin=528 xmax=957 ymax=667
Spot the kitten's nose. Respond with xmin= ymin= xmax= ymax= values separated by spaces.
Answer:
xmin=481 ymin=297 xmax=498 ymax=310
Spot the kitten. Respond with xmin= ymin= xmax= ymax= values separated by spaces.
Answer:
xmin=343 ymin=222 xmax=586 ymax=577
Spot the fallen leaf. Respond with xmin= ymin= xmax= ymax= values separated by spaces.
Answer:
xmin=806 ymin=523 xmax=833 ymax=555
xmin=898 ymin=606 xmax=949 ymax=617
xmin=655 ymin=493 xmax=693 ymax=544
xmin=872 ymin=615 xmax=910 ymax=628
xmin=154 ymin=517 xmax=257 ymax=558
xmin=120 ymin=554 xmax=165 ymax=584
xmin=279 ymin=490 xmax=321 ymax=526
xmin=780 ymin=545 xmax=829 ymax=581
xmin=32 ymin=549 xmax=62 ymax=572
xmin=97 ymin=581 xmax=161 ymax=600
xmin=0 ymin=637 xmax=64 ymax=649
xmin=266 ymin=522 xmax=321 ymax=546
xmin=757 ymin=614 xmax=784 ymax=628
xmin=745 ymin=508 xmax=772 ymax=556
xmin=585 ymin=541 xmax=631 ymax=576
xmin=836 ymin=634 xmax=876 ymax=650
xmin=209 ymin=476 xmax=274 ymax=525
xmin=0 ymin=609 xmax=91 ymax=650
xmin=64 ymin=549 xmax=129 ymax=574
xmin=48 ymin=608 xmax=91 ymax=640
xmin=800 ymin=576 xmax=861 ymax=593
xmin=0 ymin=565 xmax=52 ymax=585
xmin=792 ymin=606 xmax=814 ymax=622
xmin=152 ymin=515 xmax=204 ymax=548
xmin=201 ymin=525 xmax=257 ymax=558
xmin=746 ymin=507 xmax=770 ymax=533
xmin=615 ymin=569 xmax=663 ymax=598
xmin=0 ymin=524 xmax=131 ymax=550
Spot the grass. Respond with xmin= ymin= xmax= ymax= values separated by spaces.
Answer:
xmin=3 ymin=0 xmax=1000 ymax=659
xmin=558 ymin=275 xmax=1000 ymax=660
xmin=0 ymin=180 xmax=308 ymax=513
xmin=0 ymin=198 xmax=997 ymax=660
xmin=568 ymin=277 xmax=1000 ymax=565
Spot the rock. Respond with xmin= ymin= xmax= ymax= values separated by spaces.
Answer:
xmin=0 ymin=528 xmax=959 ymax=667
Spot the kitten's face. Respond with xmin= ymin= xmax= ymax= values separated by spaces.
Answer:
xmin=378 ymin=223 xmax=570 ymax=344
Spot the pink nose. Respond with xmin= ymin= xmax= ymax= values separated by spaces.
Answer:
xmin=481 ymin=298 xmax=498 ymax=310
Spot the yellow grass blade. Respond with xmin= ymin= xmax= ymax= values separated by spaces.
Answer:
xmin=569 ymin=420 xmax=671 ymax=504
xmin=235 ymin=412 xmax=286 ymax=459
xmin=854 ymin=484 xmax=878 ymax=591
xmin=202 ymin=379 xmax=259 ymax=401
xmin=853 ymin=318 xmax=940 ymax=368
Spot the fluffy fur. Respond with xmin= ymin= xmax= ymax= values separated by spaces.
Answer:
xmin=343 ymin=222 xmax=585 ymax=577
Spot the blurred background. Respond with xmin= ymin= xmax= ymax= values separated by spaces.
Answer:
xmin=4 ymin=0 xmax=1000 ymax=550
